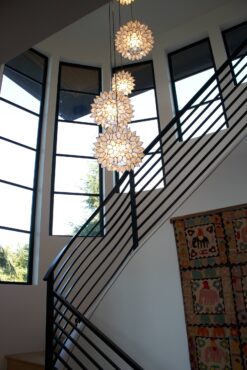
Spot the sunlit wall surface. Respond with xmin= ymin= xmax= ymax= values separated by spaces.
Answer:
xmin=51 ymin=63 xmax=102 ymax=236
xmin=0 ymin=49 xmax=47 ymax=283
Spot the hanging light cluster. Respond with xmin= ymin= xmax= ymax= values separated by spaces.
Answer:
xmin=91 ymin=0 xmax=154 ymax=172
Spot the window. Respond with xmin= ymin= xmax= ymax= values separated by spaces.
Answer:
xmin=114 ymin=61 xmax=164 ymax=191
xmin=0 ymin=49 xmax=47 ymax=283
xmin=222 ymin=20 xmax=247 ymax=84
xmin=51 ymin=63 xmax=103 ymax=236
xmin=168 ymin=39 xmax=227 ymax=140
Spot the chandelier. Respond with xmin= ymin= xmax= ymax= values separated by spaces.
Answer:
xmin=115 ymin=20 xmax=154 ymax=61
xmin=94 ymin=125 xmax=144 ymax=172
xmin=90 ymin=0 xmax=154 ymax=172
xmin=91 ymin=90 xmax=133 ymax=128
xmin=112 ymin=70 xmax=135 ymax=95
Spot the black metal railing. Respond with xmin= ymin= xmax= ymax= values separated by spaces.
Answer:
xmin=44 ymin=39 xmax=247 ymax=369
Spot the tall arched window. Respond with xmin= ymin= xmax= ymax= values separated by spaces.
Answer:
xmin=0 ymin=49 xmax=48 ymax=283
xmin=50 ymin=62 xmax=103 ymax=236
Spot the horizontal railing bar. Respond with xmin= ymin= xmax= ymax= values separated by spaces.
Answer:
xmin=55 ymin=293 xmax=144 ymax=370
xmin=59 ymin=204 xmax=133 ymax=299
xmin=136 ymin=91 xmax=247 ymax=219
xmin=58 ymin=119 xmax=98 ymax=127
xmin=142 ymin=39 xmax=247 ymax=155
xmin=45 ymin=172 xmax=130 ymax=280
xmin=53 ymin=352 xmax=73 ymax=370
xmin=139 ymin=117 xmax=247 ymax=244
xmin=138 ymin=105 xmax=247 ymax=234
xmin=69 ymin=219 xmax=133 ymax=308
xmin=53 ymin=180 xmax=131 ymax=285
xmin=54 ymin=321 xmax=104 ymax=370
xmin=0 ymin=135 xmax=36 ymax=151
xmin=135 ymin=72 xmax=247 ymax=195
xmin=54 ymin=195 xmax=131 ymax=289
xmin=134 ymin=55 xmax=246 ymax=184
xmin=53 ymin=306 xmax=121 ymax=370
xmin=76 ymin=234 xmax=133 ymax=312
xmin=53 ymin=335 xmax=88 ymax=370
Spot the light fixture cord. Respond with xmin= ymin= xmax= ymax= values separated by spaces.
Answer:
xmin=111 ymin=1 xmax=120 ymax=127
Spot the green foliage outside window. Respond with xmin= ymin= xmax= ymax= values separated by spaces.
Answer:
xmin=0 ymin=244 xmax=29 ymax=282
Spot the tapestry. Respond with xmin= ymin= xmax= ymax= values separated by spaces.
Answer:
xmin=172 ymin=204 xmax=247 ymax=370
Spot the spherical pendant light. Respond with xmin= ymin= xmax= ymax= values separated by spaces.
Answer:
xmin=112 ymin=70 xmax=135 ymax=95
xmin=91 ymin=91 xmax=133 ymax=128
xmin=94 ymin=125 xmax=144 ymax=172
xmin=115 ymin=20 xmax=154 ymax=61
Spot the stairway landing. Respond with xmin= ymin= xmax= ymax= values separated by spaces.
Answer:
xmin=5 ymin=352 xmax=45 ymax=370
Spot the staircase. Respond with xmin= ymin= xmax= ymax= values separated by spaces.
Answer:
xmin=44 ymin=40 xmax=247 ymax=369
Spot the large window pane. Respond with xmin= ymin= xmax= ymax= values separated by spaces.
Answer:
xmin=60 ymin=65 xmax=100 ymax=94
xmin=57 ymin=122 xmax=98 ymax=156
xmin=175 ymin=69 xmax=216 ymax=109
xmin=131 ymin=89 xmax=157 ymax=121
xmin=0 ymin=140 xmax=35 ymax=187
xmin=0 ymin=48 xmax=47 ymax=284
xmin=0 ymin=101 xmax=38 ymax=147
xmin=6 ymin=49 xmax=46 ymax=83
xmin=58 ymin=91 xmax=95 ymax=122
xmin=222 ymin=21 xmax=247 ymax=83
xmin=0 ymin=183 xmax=32 ymax=230
xmin=130 ymin=119 xmax=159 ymax=149
xmin=1 ymin=72 xmax=41 ymax=113
xmin=168 ymin=38 xmax=225 ymax=140
xmin=0 ymin=229 xmax=30 ymax=283
xmin=53 ymin=194 xmax=100 ymax=235
xmin=52 ymin=63 xmax=102 ymax=236
xmin=55 ymin=157 xmax=99 ymax=193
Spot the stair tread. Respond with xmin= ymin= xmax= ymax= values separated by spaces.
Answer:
xmin=5 ymin=351 xmax=45 ymax=366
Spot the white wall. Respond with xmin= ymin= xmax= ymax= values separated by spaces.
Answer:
xmin=0 ymin=0 xmax=246 ymax=368
xmin=91 ymin=134 xmax=247 ymax=370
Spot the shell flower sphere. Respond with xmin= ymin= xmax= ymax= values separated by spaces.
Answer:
xmin=94 ymin=125 xmax=144 ymax=172
xmin=112 ymin=70 xmax=135 ymax=96
xmin=115 ymin=20 xmax=154 ymax=61
xmin=91 ymin=91 xmax=134 ymax=128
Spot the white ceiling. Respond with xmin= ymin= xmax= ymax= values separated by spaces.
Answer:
xmin=0 ymin=0 xmax=110 ymax=65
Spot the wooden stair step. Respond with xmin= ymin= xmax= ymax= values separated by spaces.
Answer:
xmin=5 ymin=351 xmax=45 ymax=370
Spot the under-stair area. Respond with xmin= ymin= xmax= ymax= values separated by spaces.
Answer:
xmin=42 ymin=39 xmax=247 ymax=369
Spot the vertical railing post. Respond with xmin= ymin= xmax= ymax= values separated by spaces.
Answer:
xmin=129 ymin=170 xmax=139 ymax=250
xmin=45 ymin=272 xmax=54 ymax=370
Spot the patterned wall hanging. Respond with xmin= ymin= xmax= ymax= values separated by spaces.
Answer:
xmin=172 ymin=204 xmax=247 ymax=370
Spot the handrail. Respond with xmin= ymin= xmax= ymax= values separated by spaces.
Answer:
xmin=44 ymin=38 xmax=247 ymax=282
xmin=55 ymin=293 xmax=144 ymax=370
xmin=44 ymin=38 xmax=247 ymax=369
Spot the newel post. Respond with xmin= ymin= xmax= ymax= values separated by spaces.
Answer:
xmin=129 ymin=170 xmax=139 ymax=250
xmin=45 ymin=272 xmax=54 ymax=370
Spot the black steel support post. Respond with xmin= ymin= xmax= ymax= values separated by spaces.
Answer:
xmin=45 ymin=272 xmax=54 ymax=370
xmin=129 ymin=170 xmax=139 ymax=250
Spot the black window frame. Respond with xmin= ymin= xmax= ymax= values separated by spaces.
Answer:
xmin=50 ymin=62 xmax=103 ymax=237
xmin=168 ymin=38 xmax=228 ymax=141
xmin=113 ymin=60 xmax=165 ymax=188
xmin=0 ymin=48 xmax=48 ymax=285
xmin=222 ymin=20 xmax=247 ymax=86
